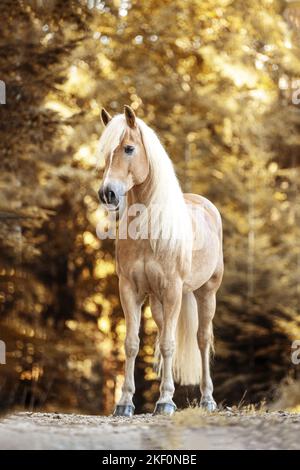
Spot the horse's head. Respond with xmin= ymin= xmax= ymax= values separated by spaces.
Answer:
xmin=98 ymin=105 xmax=149 ymax=211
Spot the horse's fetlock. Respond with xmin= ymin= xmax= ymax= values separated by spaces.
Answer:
xmin=161 ymin=384 xmax=175 ymax=395
xmin=123 ymin=384 xmax=135 ymax=395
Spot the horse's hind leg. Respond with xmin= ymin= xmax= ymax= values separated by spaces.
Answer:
xmin=114 ymin=275 xmax=143 ymax=417
xmin=194 ymin=272 xmax=222 ymax=412
xmin=153 ymin=281 xmax=183 ymax=416
xmin=149 ymin=295 xmax=163 ymax=373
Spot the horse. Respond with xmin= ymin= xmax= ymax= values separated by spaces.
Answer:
xmin=97 ymin=105 xmax=223 ymax=416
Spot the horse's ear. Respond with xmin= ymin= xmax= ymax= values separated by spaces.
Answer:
xmin=101 ymin=108 xmax=112 ymax=126
xmin=124 ymin=105 xmax=136 ymax=128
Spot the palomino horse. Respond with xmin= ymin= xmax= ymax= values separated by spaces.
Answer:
xmin=97 ymin=106 xmax=223 ymax=416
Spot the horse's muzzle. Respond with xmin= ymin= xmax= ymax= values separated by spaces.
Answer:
xmin=98 ymin=180 xmax=125 ymax=211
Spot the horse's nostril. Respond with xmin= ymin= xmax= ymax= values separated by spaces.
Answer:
xmin=99 ymin=185 xmax=119 ymax=207
xmin=107 ymin=190 xmax=115 ymax=204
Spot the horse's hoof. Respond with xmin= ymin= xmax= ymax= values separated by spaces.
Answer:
xmin=200 ymin=399 xmax=217 ymax=412
xmin=153 ymin=402 xmax=177 ymax=416
xmin=113 ymin=404 xmax=135 ymax=417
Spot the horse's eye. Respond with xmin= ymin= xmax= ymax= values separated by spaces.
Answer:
xmin=124 ymin=145 xmax=135 ymax=155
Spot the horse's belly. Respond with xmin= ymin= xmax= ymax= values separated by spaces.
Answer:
xmin=184 ymin=233 xmax=221 ymax=292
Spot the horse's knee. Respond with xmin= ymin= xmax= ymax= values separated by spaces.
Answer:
xmin=125 ymin=338 xmax=139 ymax=357
xmin=159 ymin=340 xmax=175 ymax=358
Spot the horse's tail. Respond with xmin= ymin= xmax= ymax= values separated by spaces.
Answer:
xmin=154 ymin=292 xmax=201 ymax=385
xmin=173 ymin=292 xmax=201 ymax=385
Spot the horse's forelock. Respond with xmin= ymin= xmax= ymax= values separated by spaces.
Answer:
xmin=96 ymin=114 xmax=127 ymax=167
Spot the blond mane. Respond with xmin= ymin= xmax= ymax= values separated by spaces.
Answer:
xmin=97 ymin=114 xmax=193 ymax=271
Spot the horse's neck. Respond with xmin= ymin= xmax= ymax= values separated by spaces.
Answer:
xmin=126 ymin=164 xmax=189 ymax=238
xmin=124 ymin=157 xmax=192 ymax=274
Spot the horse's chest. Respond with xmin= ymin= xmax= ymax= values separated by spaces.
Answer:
xmin=116 ymin=241 xmax=167 ymax=296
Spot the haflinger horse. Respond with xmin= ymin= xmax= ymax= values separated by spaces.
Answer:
xmin=97 ymin=105 xmax=223 ymax=416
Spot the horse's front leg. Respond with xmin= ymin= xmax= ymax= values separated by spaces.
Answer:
xmin=154 ymin=282 xmax=182 ymax=416
xmin=113 ymin=275 xmax=143 ymax=417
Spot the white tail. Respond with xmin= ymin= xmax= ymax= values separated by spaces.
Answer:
xmin=155 ymin=292 xmax=201 ymax=385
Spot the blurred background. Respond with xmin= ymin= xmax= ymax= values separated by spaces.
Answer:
xmin=0 ymin=0 xmax=300 ymax=415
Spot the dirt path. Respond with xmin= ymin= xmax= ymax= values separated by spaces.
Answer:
xmin=0 ymin=410 xmax=299 ymax=450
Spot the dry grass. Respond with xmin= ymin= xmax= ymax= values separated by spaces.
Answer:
xmin=271 ymin=378 xmax=300 ymax=412
xmin=173 ymin=379 xmax=300 ymax=429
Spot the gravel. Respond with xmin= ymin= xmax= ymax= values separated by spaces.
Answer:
xmin=0 ymin=410 xmax=299 ymax=450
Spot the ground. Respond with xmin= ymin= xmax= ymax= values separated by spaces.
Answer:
xmin=0 ymin=409 xmax=299 ymax=450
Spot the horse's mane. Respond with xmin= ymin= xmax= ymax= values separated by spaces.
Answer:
xmin=97 ymin=114 xmax=192 ymax=272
